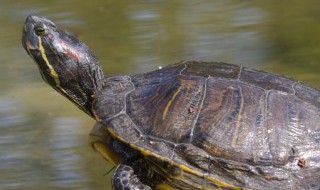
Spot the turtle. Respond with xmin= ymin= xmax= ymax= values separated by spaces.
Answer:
xmin=22 ymin=15 xmax=320 ymax=190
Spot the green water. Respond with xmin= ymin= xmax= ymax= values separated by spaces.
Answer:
xmin=0 ymin=1 xmax=319 ymax=190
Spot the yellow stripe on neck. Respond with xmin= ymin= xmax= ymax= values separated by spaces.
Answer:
xmin=38 ymin=36 xmax=60 ymax=86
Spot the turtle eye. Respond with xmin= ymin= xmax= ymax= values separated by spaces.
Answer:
xmin=34 ymin=25 xmax=47 ymax=36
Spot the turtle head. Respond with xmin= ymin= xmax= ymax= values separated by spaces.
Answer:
xmin=22 ymin=16 xmax=104 ymax=117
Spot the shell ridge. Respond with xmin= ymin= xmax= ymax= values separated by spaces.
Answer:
xmin=124 ymin=76 xmax=136 ymax=113
xmin=265 ymin=90 xmax=274 ymax=167
xmin=178 ymin=63 xmax=188 ymax=75
xmin=189 ymin=77 xmax=209 ymax=143
xmin=236 ymin=65 xmax=243 ymax=80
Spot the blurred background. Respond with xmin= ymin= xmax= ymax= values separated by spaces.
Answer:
xmin=0 ymin=0 xmax=320 ymax=189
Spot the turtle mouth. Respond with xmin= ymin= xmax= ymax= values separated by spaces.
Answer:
xmin=22 ymin=16 xmax=39 ymax=53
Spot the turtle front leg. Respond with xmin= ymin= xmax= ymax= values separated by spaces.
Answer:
xmin=113 ymin=162 xmax=152 ymax=190
xmin=89 ymin=123 xmax=122 ymax=166
xmin=89 ymin=123 xmax=159 ymax=189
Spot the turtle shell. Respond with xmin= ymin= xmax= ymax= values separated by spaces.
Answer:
xmin=94 ymin=61 xmax=320 ymax=189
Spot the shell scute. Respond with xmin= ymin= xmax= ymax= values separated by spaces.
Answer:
xmin=181 ymin=61 xmax=241 ymax=79
xmin=239 ymin=68 xmax=295 ymax=93
xmin=127 ymin=74 xmax=206 ymax=143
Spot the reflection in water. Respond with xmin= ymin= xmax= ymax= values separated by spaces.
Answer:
xmin=45 ymin=119 xmax=89 ymax=189
xmin=0 ymin=1 xmax=320 ymax=190
xmin=0 ymin=97 xmax=108 ymax=189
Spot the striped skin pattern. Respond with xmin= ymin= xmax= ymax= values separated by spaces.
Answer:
xmin=94 ymin=61 xmax=320 ymax=189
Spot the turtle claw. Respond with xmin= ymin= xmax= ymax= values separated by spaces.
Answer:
xmin=112 ymin=162 xmax=152 ymax=190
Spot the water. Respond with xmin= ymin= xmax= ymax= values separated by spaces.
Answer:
xmin=0 ymin=1 xmax=319 ymax=189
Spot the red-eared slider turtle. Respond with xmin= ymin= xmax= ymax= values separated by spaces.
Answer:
xmin=22 ymin=16 xmax=320 ymax=190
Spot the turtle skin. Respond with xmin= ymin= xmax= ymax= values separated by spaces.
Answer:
xmin=93 ymin=61 xmax=320 ymax=190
